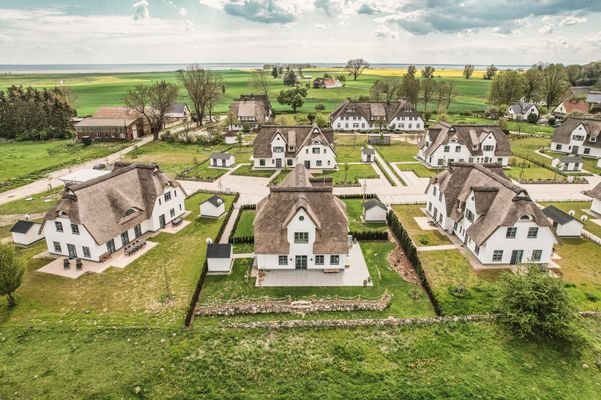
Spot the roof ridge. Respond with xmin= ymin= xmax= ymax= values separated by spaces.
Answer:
xmin=68 ymin=163 xmax=157 ymax=192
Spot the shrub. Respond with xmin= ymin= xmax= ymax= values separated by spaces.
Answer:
xmin=548 ymin=116 xmax=556 ymax=126
xmin=527 ymin=112 xmax=539 ymax=124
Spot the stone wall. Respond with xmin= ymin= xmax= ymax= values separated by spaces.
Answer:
xmin=195 ymin=292 xmax=392 ymax=316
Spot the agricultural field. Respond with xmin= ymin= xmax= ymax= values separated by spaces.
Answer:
xmin=0 ymin=68 xmax=493 ymax=117
xmin=0 ymin=140 xmax=131 ymax=193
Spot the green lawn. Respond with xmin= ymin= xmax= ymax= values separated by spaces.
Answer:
xmin=319 ymin=163 xmax=378 ymax=185
xmin=510 ymin=136 xmax=554 ymax=166
xmin=335 ymin=145 xmax=364 ymax=162
xmin=539 ymin=201 xmax=601 ymax=239
xmin=232 ymin=210 xmax=256 ymax=238
xmin=420 ymin=250 xmax=505 ymax=315
xmin=0 ymin=187 xmax=63 ymax=216
xmin=231 ymin=164 xmax=275 ymax=178
xmin=201 ymin=241 xmax=434 ymax=319
xmin=343 ymin=199 xmax=387 ymax=232
xmin=269 ymin=169 xmax=291 ymax=185
xmin=441 ymin=114 xmax=555 ymax=136
xmin=391 ymin=204 xmax=452 ymax=246
xmin=0 ymin=140 xmax=130 ymax=193
xmin=334 ymin=133 xmax=369 ymax=146
xmin=374 ymin=142 xmax=418 ymax=162
xmin=505 ymin=156 xmax=564 ymax=182
xmin=0 ymin=192 xmax=234 ymax=327
xmin=394 ymin=162 xmax=439 ymax=177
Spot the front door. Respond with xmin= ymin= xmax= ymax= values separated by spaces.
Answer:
xmin=572 ymin=146 xmax=579 ymax=155
xmin=159 ymin=214 xmax=166 ymax=229
xmin=304 ymin=160 xmax=310 ymax=169
xmin=67 ymin=244 xmax=77 ymax=258
xmin=276 ymin=158 xmax=282 ymax=168
xmin=510 ymin=250 xmax=524 ymax=265
xmin=295 ymin=255 xmax=307 ymax=270
xmin=107 ymin=239 xmax=116 ymax=254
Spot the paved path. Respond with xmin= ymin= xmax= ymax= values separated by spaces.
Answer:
xmin=371 ymin=147 xmax=403 ymax=186
xmin=219 ymin=205 xmax=240 ymax=244
xmin=0 ymin=135 xmax=154 ymax=205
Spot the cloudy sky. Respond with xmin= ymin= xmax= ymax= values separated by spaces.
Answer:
xmin=0 ymin=0 xmax=600 ymax=65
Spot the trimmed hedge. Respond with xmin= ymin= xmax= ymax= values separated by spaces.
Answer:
xmin=386 ymin=210 xmax=443 ymax=316
xmin=184 ymin=259 xmax=208 ymax=327
xmin=337 ymin=193 xmax=378 ymax=200
xmin=230 ymin=235 xmax=254 ymax=244
xmin=350 ymin=230 xmax=388 ymax=241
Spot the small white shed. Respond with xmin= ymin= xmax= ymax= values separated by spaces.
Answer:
xmin=200 ymin=195 xmax=226 ymax=218
xmin=210 ymin=152 xmax=235 ymax=168
xmin=361 ymin=148 xmax=375 ymax=163
xmin=363 ymin=198 xmax=387 ymax=223
xmin=207 ymin=243 xmax=233 ymax=273
xmin=224 ymin=131 xmax=238 ymax=145
xmin=10 ymin=220 xmax=44 ymax=246
xmin=551 ymin=156 xmax=583 ymax=172
xmin=542 ymin=205 xmax=583 ymax=237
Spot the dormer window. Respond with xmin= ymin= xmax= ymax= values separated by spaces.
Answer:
xmin=590 ymin=137 xmax=597 ymax=142
xmin=125 ymin=208 xmax=137 ymax=217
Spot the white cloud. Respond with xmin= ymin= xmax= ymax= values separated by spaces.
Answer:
xmin=0 ymin=33 xmax=12 ymax=44
xmin=539 ymin=24 xmax=554 ymax=35
xmin=133 ymin=0 xmax=150 ymax=21
xmin=374 ymin=25 xmax=398 ymax=39
xmin=560 ymin=16 xmax=586 ymax=26
xmin=74 ymin=44 xmax=93 ymax=53
xmin=315 ymin=23 xmax=329 ymax=30
xmin=179 ymin=8 xmax=187 ymax=16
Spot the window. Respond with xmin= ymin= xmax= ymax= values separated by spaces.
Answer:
xmin=531 ymin=250 xmax=542 ymax=262
xmin=556 ymin=144 xmax=562 ymax=151
xmin=121 ymin=231 xmax=130 ymax=246
xmin=170 ymin=208 xmax=175 ymax=217
xmin=287 ymin=159 xmax=293 ymax=166
xmin=315 ymin=255 xmax=324 ymax=265
xmin=53 ymin=241 xmax=62 ymax=253
xmin=174 ymin=190 xmax=177 ymax=197
xmin=164 ymin=191 xmax=172 ymax=202
xmin=55 ymin=221 xmax=64 ymax=232
xmin=259 ymin=159 xmax=265 ymax=167
xmin=474 ymin=245 xmax=480 ymax=255
xmin=316 ymin=160 xmax=322 ymax=167
xmin=572 ymin=135 xmax=585 ymax=141
xmin=443 ymin=145 xmax=450 ymax=153
xmin=527 ymin=227 xmax=539 ymax=239
xmin=584 ymin=148 xmax=591 ymax=155
xmin=455 ymin=146 xmax=461 ymax=152
xmin=134 ymin=224 xmax=142 ymax=238
xmin=330 ymin=255 xmax=340 ymax=265
xmin=294 ymin=232 xmax=309 ymax=243
xmin=312 ymin=148 xmax=320 ymax=154
xmin=465 ymin=209 xmax=475 ymax=223
xmin=432 ymin=186 xmax=437 ymax=196
xmin=82 ymin=246 xmax=91 ymax=258
xmin=483 ymin=145 xmax=494 ymax=151
xmin=71 ymin=224 xmax=79 ymax=235
xmin=158 ymin=198 xmax=162 ymax=206
xmin=493 ymin=250 xmax=503 ymax=262
xmin=278 ymin=255 xmax=288 ymax=265
xmin=506 ymin=227 xmax=517 ymax=238
xmin=273 ymin=146 xmax=284 ymax=153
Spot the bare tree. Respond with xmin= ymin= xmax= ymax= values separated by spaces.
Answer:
xmin=345 ymin=58 xmax=369 ymax=81
xmin=420 ymin=78 xmax=437 ymax=114
xmin=178 ymin=64 xmax=223 ymax=127
xmin=251 ymin=71 xmax=271 ymax=102
xmin=123 ymin=81 xmax=179 ymax=140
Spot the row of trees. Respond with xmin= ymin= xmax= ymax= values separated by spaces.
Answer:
xmin=0 ymin=86 xmax=76 ymax=140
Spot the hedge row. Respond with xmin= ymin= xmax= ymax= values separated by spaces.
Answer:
xmin=337 ymin=193 xmax=378 ymax=200
xmin=230 ymin=235 xmax=254 ymax=244
xmin=350 ymin=230 xmax=388 ymax=241
xmin=386 ymin=210 xmax=443 ymax=316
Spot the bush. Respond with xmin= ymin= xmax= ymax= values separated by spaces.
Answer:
xmin=548 ymin=116 xmax=556 ymax=126
xmin=527 ymin=113 xmax=539 ymax=124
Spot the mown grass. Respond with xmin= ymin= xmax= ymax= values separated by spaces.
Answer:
xmin=0 ymin=192 xmax=234 ymax=328
xmin=232 ymin=209 xmax=256 ymax=238
xmin=394 ymin=162 xmax=439 ymax=177
xmin=0 ymin=187 xmax=63 ymax=216
xmin=334 ymin=144 xmax=363 ymax=162
xmin=2 ymin=320 xmax=601 ymax=399
xmin=0 ymin=140 xmax=130 ymax=193
xmin=231 ymin=164 xmax=275 ymax=178
xmin=373 ymin=142 xmax=418 ymax=162
xmin=441 ymin=114 xmax=555 ymax=136
xmin=391 ymin=205 xmax=452 ymax=246
xmin=343 ymin=199 xmax=387 ymax=232
xmin=506 ymin=156 xmax=564 ymax=182
xmin=319 ymin=163 xmax=378 ymax=185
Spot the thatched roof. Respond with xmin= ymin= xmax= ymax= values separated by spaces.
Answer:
xmin=429 ymin=162 xmax=551 ymax=246
xmin=41 ymin=163 xmax=185 ymax=245
xmin=330 ymin=99 xmax=420 ymax=124
xmin=253 ymin=125 xmax=334 ymax=158
xmin=229 ymin=94 xmax=273 ymax=122
xmin=588 ymin=182 xmax=601 ymax=201
xmin=551 ymin=117 xmax=601 ymax=148
xmin=421 ymin=122 xmax=512 ymax=158
xmin=253 ymin=164 xmax=348 ymax=255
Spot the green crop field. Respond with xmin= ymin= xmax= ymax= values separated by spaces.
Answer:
xmin=0 ymin=69 xmax=493 ymax=116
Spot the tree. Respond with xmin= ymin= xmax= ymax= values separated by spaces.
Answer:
xmin=283 ymin=70 xmax=298 ymax=86
xmin=542 ymin=63 xmax=569 ymax=108
xmin=236 ymin=131 xmax=243 ymax=148
xmin=407 ymin=65 xmax=417 ymax=78
xmin=343 ymin=163 xmax=350 ymax=183
xmin=251 ymin=71 xmax=271 ymax=102
xmin=523 ymin=67 xmax=544 ymax=103
xmin=463 ymin=64 xmax=475 ymax=79
xmin=277 ymin=86 xmax=307 ymax=113
xmin=484 ymin=64 xmax=498 ymax=80
xmin=496 ymin=266 xmax=577 ymax=340
xmin=0 ymin=244 xmax=25 ymax=307
xmin=123 ymin=80 xmax=179 ymax=140
xmin=336 ymin=74 xmax=347 ymax=83
xmin=420 ymin=78 xmax=437 ymax=113
xmin=178 ymin=65 xmax=222 ymax=127
xmin=400 ymin=74 xmax=420 ymax=105
xmin=271 ymin=66 xmax=279 ymax=78
xmin=421 ymin=66 xmax=435 ymax=79
xmin=488 ymin=70 xmax=527 ymax=106
xmin=345 ymin=58 xmax=369 ymax=81
xmin=370 ymin=77 xmax=401 ymax=101
xmin=315 ymin=103 xmax=326 ymax=112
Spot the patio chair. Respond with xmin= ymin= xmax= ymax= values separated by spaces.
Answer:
xmin=63 ymin=258 xmax=70 ymax=270
xmin=76 ymin=258 xmax=83 ymax=271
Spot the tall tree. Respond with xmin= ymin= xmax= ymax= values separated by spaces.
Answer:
xmin=523 ymin=67 xmax=544 ymax=103
xmin=420 ymin=78 xmax=437 ymax=113
xmin=463 ymin=64 xmax=475 ymax=79
xmin=421 ymin=66 xmax=435 ymax=79
xmin=488 ymin=70 xmax=527 ymax=106
xmin=283 ymin=70 xmax=298 ymax=86
xmin=251 ymin=71 xmax=271 ymax=102
xmin=484 ymin=64 xmax=498 ymax=80
xmin=277 ymin=87 xmax=307 ymax=113
xmin=271 ymin=66 xmax=279 ymax=78
xmin=0 ymin=244 xmax=25 ymax=307
xmin=345 ymin=58 xmax=369 ymax=81
xmin=542 ymin=63 xmax=569 ymax=107
xmin=370 ymin=77 xmax=401 ymax=101
xmin=406 ymin=65 xmax=417 ymax=78
xmin=123 ymin=81 xmax=179 ymax=140
xmin=177 ymin=65 xmax=222 ymax=127
xmin=400 ymin=74 xmax=420 ymax=105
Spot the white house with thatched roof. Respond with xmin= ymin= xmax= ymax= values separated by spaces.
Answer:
xmin=426 ymin=163 xmax=556 ymax=265
xmin=253 ymin=164 xmax=350 ymax=271
xmin=228 ymin=94 xmax=274 ymax=131
xmin=550 ymin=117 xmax=601 ymax=158
xmin=41 ymin=163 xmax=186 ymax=262
xmin=588 ymin=182 xmax=601 ymax=215
xmin=330 ymin=99 xmax=424 ymax=132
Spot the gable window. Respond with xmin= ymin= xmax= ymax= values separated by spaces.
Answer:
xmin=278 ymin=255 xmax=288 ymax=265
xmin=315 ymin=255 xmax=324 ymax=265
xmin=53 ymin=241 xmax=62 ymax=253
xmin=164 ymin=191 xmax=172 ymax=202
xmin=527 ymin=227 xmax=539 ymax=238
xmin=443 ymin=145 xmax=450 ymax=153
xmin=465 ymin=209 xmax=475 ymax=223
xmin=492 ymin=250 xmax=503 ymax=262
xmin=55 ymin=221 xmax=64 ymax=232
xmin=531 ymin=250 xmax=542 ymax=262
xmin=71 ymin=224 xmax=80 ymax=235
xmin=312 ymin=148 xmax=320 ymax=154
xmin=483 ymin=145 xmax=494 ymax=152
xmin=506 ymin=227 xmax=517 ymax=238
xmin=82 ymin=246 xmax=91 ymax=259
xmin=294 ymin=232 xmax=309 ymax=244
xmin=455 ymin=146 xmax=461 ymax=152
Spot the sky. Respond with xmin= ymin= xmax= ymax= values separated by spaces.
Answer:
xmin=0 ymin=0 xmax=600 ymax=65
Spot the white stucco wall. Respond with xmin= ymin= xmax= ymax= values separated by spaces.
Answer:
xmin=11 ymin=226 xmax=43 ymax=246
xmin=208 ymin=257 xmax=233 ymax=272
xmin=364 ymin=206 xmax=387 ymax=223
xmin=554 ymin=220 xmax=583 ymax=237
xmin=200 ymin=202 xmax=225 ymax=218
